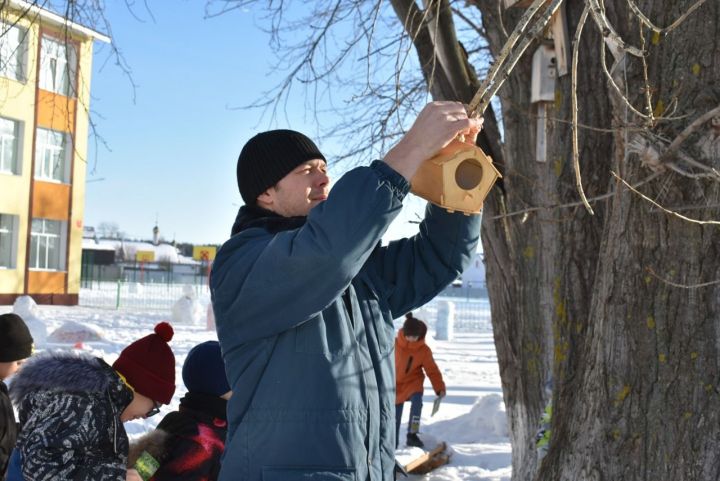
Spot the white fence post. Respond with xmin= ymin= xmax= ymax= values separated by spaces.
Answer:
xmin=436 ymin=300 xmax=455 ymax=341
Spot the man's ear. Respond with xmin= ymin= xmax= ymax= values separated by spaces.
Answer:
xmin=256 ymin=189 xmax=274 ymax=209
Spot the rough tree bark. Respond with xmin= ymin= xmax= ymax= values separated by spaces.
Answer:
xmin=465 ymin=0 xmax=720 ymax=479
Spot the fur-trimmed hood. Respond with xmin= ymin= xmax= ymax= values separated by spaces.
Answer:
xmin=10 ymin=351 xmax=125 ymax=404
xmin=10 ymin=351 xmax=134 ymax=481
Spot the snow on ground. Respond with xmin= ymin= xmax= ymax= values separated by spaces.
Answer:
xmin=0 ymin=303 xmax=511 ymax=481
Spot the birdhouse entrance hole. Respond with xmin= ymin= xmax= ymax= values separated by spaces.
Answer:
xmin=455 ymin=159 xmax=484 ymax=190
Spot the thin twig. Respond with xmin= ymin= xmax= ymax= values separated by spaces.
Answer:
xmin=626 ymin=0 xmax=709 ymax=35
xmin=571 ymin=4 xmax=594 ymax=215
xmin=638 ymin=20 xmax=655 ymax=126
xmin=496 ymin=0 xmax=509 ymax=39
xmin=645 ymin=267 xmax=720 ymax=289
xmin=666 ymin=161 xmax=720 ymax=180
xmin=488 ymin=172 xmax=661 ymax=220
xmin=586 ymin=0 xmax=644 ymax=57
xmin=599 ymin=27 xmax=652 ymax=120
xmin=611 ymin=171 xmax=720 ymax=225
xmin=660 ymin=104 xmax=720 ymax=162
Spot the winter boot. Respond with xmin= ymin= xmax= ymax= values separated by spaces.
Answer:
xmin=406 ymin=432 xmax=424 ymax=448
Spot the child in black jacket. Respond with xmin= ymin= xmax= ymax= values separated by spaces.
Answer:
xmin=129 ymin=340 xmax=231 ymax=481
xmin=0 ymin=313 xmax=33 ymax=480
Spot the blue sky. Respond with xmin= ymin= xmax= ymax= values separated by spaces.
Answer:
xmin=83 ymin=3 xmax=429 ymax=245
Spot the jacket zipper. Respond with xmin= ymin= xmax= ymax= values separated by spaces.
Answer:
xmin=405 ymin=356 xmax=414 ymax=374
xmin=107 ymin=388 xmax=118 ymax=454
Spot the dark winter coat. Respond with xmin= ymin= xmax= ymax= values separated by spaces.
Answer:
xmin=128 ymin=392 xmax=227 ymax=481
xmin=9 ymin=352 xmax=133 ymax=481
xmin=1 ymin=380 xmax=17 ymax=480
xmin=211 ymin=161 xmax=480 ymax=481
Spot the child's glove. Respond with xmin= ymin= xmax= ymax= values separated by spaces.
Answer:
xmin=436 ymin=390 xmax=446 ymax=398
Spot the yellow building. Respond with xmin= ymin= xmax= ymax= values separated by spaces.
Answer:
xmin=0 ymin=1 xmax=109 ymax=305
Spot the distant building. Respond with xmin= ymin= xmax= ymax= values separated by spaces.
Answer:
xmin=0 ymin=1 xmax=109 ymax=304
xmin=461 ymin=252 xmax=487 ymax=287
xmin=81 ymin=225 xmax=206 ymax=286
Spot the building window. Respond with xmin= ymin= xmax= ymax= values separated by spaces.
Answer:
xmin=30 ymin=218 xmax=66 ymax=270
xmin=0 ymin=23 xmax=27 ymax=82
xmin=35 ymin=127 xmax=70 ymax=182
xmin=39 ymin=35 xmax=77 ymax=97
xmin=0 ymin=117 xmax=20 ymax=174
xmin=0 ymin=214 xmax=18 ymax=269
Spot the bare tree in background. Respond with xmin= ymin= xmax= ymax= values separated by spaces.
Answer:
xmin=95 ymin=221 xmax=123 ymax=239
xmin=208 ymin=0 xmax=720 ymax=479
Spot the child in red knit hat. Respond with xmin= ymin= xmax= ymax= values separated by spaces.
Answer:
xmin=7 ymin=322 xmax=176 ymax=481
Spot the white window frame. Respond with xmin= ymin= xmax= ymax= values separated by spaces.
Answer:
xmin=0 ymin=22 xmax=27 ymax=82
xmin=0 ymin=214 xmax=19 ymax=269
xmin=39 ymin=35 xmax=77 ymax=97
xmin=34 ymin=127 xmax=70 ymax=183
xmin=0 ymin=116 xmax=21 ymax=175
xmin=30 ymin=218 xmax=67 ymax=271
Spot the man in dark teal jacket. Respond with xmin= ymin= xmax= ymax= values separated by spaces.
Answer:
xmin=211 ymin=102 xmax=483 ymax=481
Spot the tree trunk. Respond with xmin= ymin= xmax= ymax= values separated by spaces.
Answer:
xmin=470 ymin=0 xmax=720 ymax=479
xmin=392 ymin=0 xmax=719 ymax=477
xmin=541 ymin=1 xmax=720 ymax=479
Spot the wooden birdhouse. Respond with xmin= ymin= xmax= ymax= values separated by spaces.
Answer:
xmin=410 ymin=139 xmax=502 ymax=215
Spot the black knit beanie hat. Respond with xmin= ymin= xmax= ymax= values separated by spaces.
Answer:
xmin=403 ymin=312 xmax=427 ymax=339
xmin=237 ymin=129 xmax=326 ymax=206
xmin=0 ymin=313 xmax=34 ymax=362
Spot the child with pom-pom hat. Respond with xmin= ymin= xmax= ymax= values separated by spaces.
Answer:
xmin=6 ymin=322 xmax=177 ymax=481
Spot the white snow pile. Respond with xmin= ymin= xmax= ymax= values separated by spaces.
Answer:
xmin=47 ymin=320 xmax=106 ymax=344
xmin=13 ymin=296 xmax=48 ymax=346
xmin=171 ymin=285 xmax=204 ymax=325
xmin=468 ymin=394 xmax=509 ymax=439
xmin=426 ymin=394 xmax=508 ymax=444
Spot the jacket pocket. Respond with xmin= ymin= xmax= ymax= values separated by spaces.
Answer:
xmin=262 ymin=466 xmax=356 ymax=481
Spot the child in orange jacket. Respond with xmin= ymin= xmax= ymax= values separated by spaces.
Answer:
xmin=395 ymin=313 xmax=445 ymax=448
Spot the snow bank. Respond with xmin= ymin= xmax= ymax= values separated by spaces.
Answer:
xmin=13 ymin=296 xmax=47 ymax=346
xmin=47 ymin=320 xmax=106 ymax=343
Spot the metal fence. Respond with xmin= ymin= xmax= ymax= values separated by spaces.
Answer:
xmin=412 ymin=296 xmax=492 ymax=332
xmin=80 ymin=281 xmax=210 ymax=311
xmin=79 ymin=283 xmax=492 ymax=333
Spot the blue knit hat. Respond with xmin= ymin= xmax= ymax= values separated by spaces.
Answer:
xmin=182 ymin=341 xmax=230 ymax=397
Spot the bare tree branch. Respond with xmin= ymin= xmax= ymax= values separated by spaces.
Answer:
xmin=626 ymin=0 xmax=709 ymax=35
xmin=571 ymin=4 xmax=594 ymax=215
xmin=612 ymin=171 xmax=720 ymax=225
xmin=467 ymin=0 xmax=564 ymax=115
xmin=660 ymin=104 xmax=720 ymax=162
xmin=645 ymin=266 xmax=720 ymax=289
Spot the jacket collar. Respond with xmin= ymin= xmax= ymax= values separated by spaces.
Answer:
xmin=179 ymin=391 xmax=228 ymax=422
xmin=230 ymin=204 xmax=306 ymax=237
